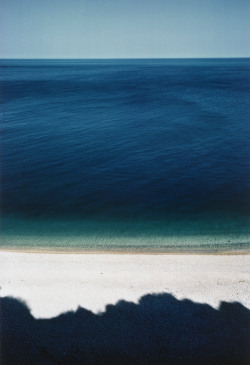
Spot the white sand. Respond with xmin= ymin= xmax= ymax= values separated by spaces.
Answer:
xmin=0 ymin=251 xmax=249 ymax=319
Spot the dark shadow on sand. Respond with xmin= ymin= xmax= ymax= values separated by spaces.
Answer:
xmin=1 ymin=293 xmax=249 ymax=365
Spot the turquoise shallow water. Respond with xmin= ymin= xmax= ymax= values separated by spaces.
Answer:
xmin=1 ymin=213 xmax=249 ymax=252
xmin=1 ymin=59 xmax=250 ymax=252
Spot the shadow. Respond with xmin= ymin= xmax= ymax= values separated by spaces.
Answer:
xmin=1 ymin=294 xmax=250 ymax=365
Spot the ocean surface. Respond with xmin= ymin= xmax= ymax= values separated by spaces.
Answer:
xmin=1 ymin=59 xmax=250 ymax=252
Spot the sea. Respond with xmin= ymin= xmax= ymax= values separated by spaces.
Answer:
xmin=1 ymin=58 xmax=250 ymax=252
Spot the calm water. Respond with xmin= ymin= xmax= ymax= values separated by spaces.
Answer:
xmin=1 ymin=59 xmax=250 ymax=252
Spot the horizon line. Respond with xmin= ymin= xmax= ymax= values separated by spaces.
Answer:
xmin=1 ymin=56 xmax=250 ymax=60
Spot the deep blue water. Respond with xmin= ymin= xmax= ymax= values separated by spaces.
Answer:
xmin=1 ymin=59 xmax=250 ymax=251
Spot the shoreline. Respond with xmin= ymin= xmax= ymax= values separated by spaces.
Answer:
xmin=1 ymin=246 xmax=250 ymax=255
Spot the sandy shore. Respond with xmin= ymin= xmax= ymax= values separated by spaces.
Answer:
xmin=0 ymin=251 xmax=249 ymax=318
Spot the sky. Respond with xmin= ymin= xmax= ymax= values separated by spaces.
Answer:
xmin=1 ymin=0 xmax=250 ymax=58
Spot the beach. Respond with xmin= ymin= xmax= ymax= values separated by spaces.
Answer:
xmin=1 ymin=250 xmax=249 ymax=318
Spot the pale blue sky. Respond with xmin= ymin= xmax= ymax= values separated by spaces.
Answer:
xmin=1 ymin=0 xmax=250 ymax=58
